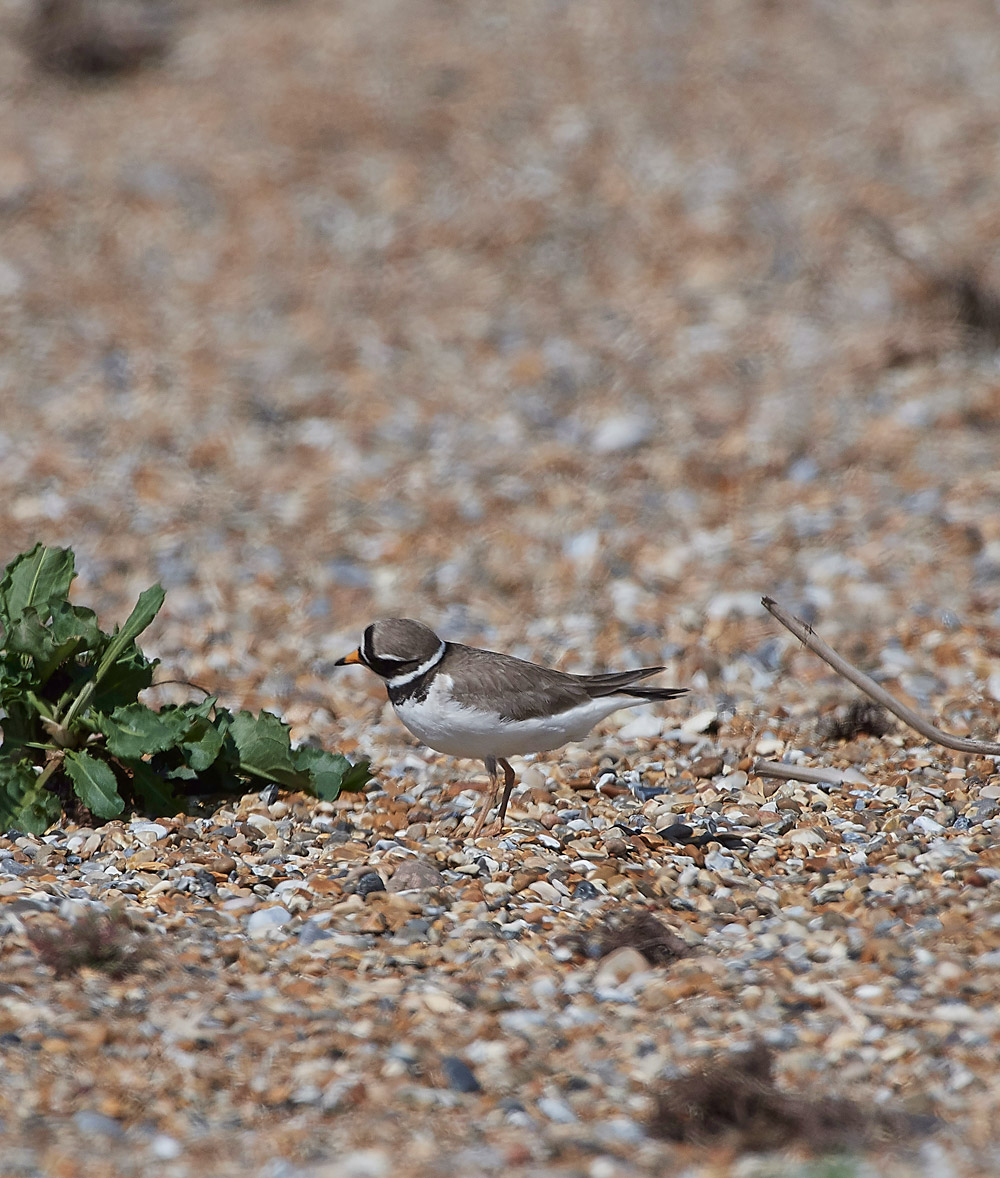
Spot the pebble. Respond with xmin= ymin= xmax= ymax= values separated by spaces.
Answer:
xmin=150 ymin=1134 xmax=183 ymax=1160
xmin=617 ymin=713 xmax=664 ymax=741
xmin=538 ymin=1095 xmax=579 ymax=1123
xmin=441 ymin=1056 xmax=482 ymax=1094
xmin=355 ymin=871 xmax=387 ymax=896
xmin=593 ymin=947 xmax=650 ymax=987
xmin=388 ymin=859 xmax=446 ymax=891
xmin=73 ymin=1110 xmax=125 ymax=1138
xmin=681 ymin=708 xmax=719 ymax=734
xmin=329 ymin=1150 xmax=391 ymax=1178
xmin=246 ymin=906 xmax=292 ymax=936
xmin=590 ymin=414 xmax=652 ymax=454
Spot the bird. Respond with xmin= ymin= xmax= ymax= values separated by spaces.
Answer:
xmin=335 ymin=618 xmax=687 ymax=838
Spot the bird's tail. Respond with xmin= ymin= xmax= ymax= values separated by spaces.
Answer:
xmin=621 ymin=685 xmax=688 ymax=702
xmin=580 ymin=667 xmax=687 ymax=702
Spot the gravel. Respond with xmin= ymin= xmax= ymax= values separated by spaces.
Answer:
xmin=2 ymin=0 xmax=1000 ymax=1175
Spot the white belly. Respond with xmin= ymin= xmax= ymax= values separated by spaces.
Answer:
xmin=392 ymin=674 xmax=649 ymax=760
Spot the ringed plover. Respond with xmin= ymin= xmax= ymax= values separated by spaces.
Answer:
xmin=336 ymin=619 xmax=687 ymax=838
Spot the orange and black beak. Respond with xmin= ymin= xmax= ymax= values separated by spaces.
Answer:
xmin=335 ymin=648 xmax=363 ymax=667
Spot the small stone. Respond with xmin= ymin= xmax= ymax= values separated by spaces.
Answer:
xmin=690 ymin=756 xmax=724 ymax=779
xmin=298 ymin=919 xmax=333 ymax=946
xmin=590 ymin=413 xmax=652 ymax=454
xmin=527 ymin=880 xmax=561 ymax=904
xmin=682 ymin=709 xmax=718 ymax=734
xmin=354 ymin=871 xmax=386 ymax=896
xmin=538 ymin=1095 xmax=578 ymax=1123
xmin=246 ymin=906 xmax=292 ymax=936
xmin=388 ymin=859 xmax=446 ymax=892
xmin=73 ymin=1110 xmax=124 ymax=1138
xmin=441 ymin=1055 xmax=482 ymax=1093
xmin=593 ymin=946 xmax=649 ymax=987
xmin=150 ymin=1135 xmax=182 ymax=1160
xmin=329 ymin=1150 xmax=390 ymax=1178
xmin=658 ymin=822 xmax=694 ymax=844
xmin=788 ymin=827 xmax=827 ymax=848
xmin=617 ymin=712 xmax=663 ymax=741
xmin=129 ymin=821 xmax=168 ymax=843
xmin=572 ymin=879 xmax=600 ymax=901
xmin=520 ymin=765 xmax=549 ymax=791
xmin=0 ymin=258 xmax=24 ymax=299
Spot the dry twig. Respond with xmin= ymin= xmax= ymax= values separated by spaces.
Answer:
xmin=753 ymin=761 xmax=871 ymax=789
xmin=762 ymin=596 xmax=1000 ymax=756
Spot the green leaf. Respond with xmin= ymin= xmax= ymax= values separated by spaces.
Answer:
xmin=91 ymin=647 xmax=156 ymax=713
xmin=340 ymin=757 xmax=373 ymax=793
xmin=177 ymin=701 xmax=224 ymax=772
xmin=99 ymin=704 xmax=182 ymax=759
xmin=60 ymin=583 xmax=165 ymax=732
xmin=0 ymin=756 xmax=60 ymax=835
xmin=93 ymin=584 xmax=165 ymax=686
xmin=64 ymin=751 xmax=124 ymax=819
xmin=0 ymin=698 xmax=38 ymax=753
xmin=229 ymin=709 xmax=307 ymax=789
xmin=120 ymin=758 xmax=180 ymax=817
xmin=293 ymin=745 xmax=371 ymax=800
xmin=5 ymin=606 xmax=86 ymax=687
xmin=48 ymin=600 xmax=102 ymax=654
xmin=161 ymin=762 xmax=198 ymax=781
xmin=0 ymin=544 xmax=75 ymax=626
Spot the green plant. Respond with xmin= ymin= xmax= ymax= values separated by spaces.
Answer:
xmin=0 ymin=544 xmax=370 ymax=834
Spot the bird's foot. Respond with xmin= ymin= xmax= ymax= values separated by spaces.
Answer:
xmin=467 ymin=815 xmax=505 ymax=840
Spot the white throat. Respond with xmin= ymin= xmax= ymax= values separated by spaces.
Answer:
xmin=385 ymin=641 xmax=446 ymax=688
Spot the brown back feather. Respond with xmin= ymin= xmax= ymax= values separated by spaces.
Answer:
xmin=443 ymin=645 xmax=682 ymax=723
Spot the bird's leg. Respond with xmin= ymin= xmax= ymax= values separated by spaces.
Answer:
xmin=468 ymin=755 xmax=500 ymax=840
xmin=469 ymin=756 xmax=517 ymax=839
xmin=494 ymin=758 xmax=516 ymax=827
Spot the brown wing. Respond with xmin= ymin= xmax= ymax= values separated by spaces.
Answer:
xmin=572 ymin=667 xmax=666 ymax=695
xmin=445 ymin=644 xmax=593 ymax=722
xmin=445 ymin=645 xmax=681 ymax=722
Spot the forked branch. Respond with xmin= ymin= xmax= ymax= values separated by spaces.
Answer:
xmin=761 ymin=596 xmax=1000 ymax=757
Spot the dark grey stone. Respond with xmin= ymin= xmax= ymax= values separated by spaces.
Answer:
xmin=441 ymin=1056 xmax=481 ymax=1094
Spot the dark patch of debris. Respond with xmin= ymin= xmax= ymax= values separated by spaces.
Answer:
xmin=818 ymin=699 xmax=893 ymax=743
xmin=27 ymin=0 xmax=174 ymax=78
xmin=649 ymin=1040 xmax=913 ymax=1152
xmin=25 ymin=902 xmax=156 ymax=978
xmin=598 ymin=909 xmax=688 ymax=967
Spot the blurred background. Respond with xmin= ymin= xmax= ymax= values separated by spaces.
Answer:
xmin=1 ymin=0 xmax=999 ymax=737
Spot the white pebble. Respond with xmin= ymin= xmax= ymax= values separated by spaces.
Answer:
xmin=590 ymin=413 xmax=651 ymax=454
xmin=246 ymin=906 xmax=292 ymax=936
xmin=150 ymin=1135 xmax=182 ymax=1160
xmin=682 ymin=709 xmax=718 ymax=734
xmin=617 ymin=713 xmax=664 ymax=741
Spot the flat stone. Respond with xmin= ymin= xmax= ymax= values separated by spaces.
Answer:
xmin=441 ymin=1055 xmax=482 ymax=1093
xmin=246 ymin=906 xmax=292 ymax=936
xmin=593 ymin=947 xmax=649 ymax=988
xmin=388 ymin=859 xmax=446 ymax=892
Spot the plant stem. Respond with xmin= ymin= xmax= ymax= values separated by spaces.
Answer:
xmin=58 ymin=679 xmax=96 ymax=734
xmin=34 ymin=756 xmax=63 ymax=794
